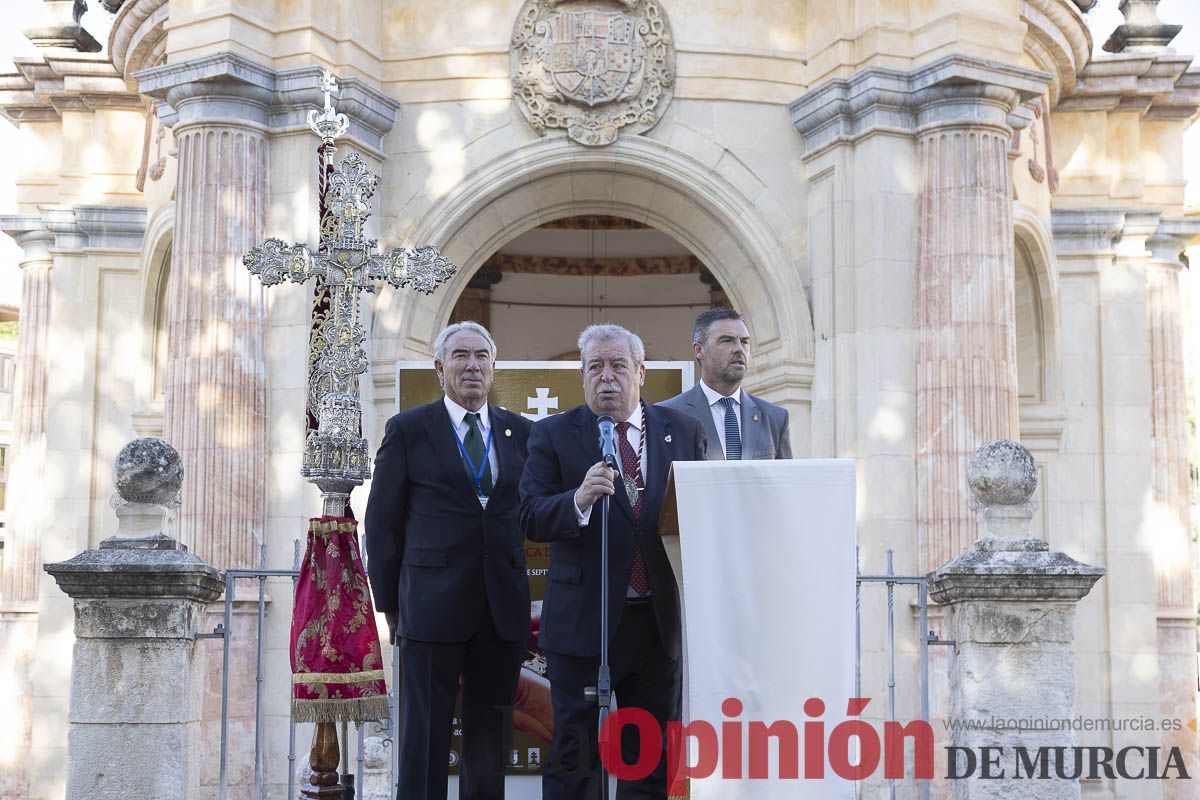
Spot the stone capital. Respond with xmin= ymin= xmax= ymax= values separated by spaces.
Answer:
xmin=790 ymin=55 xmax=1051 ymax=156
xmin=927 ymin=535 xmax=1106 ymax=604
xmin=136 ymin=53 xmax=276 ymax=131
xmin=1 ymin=205 xmax=147 ymax=253
xmin=45 ymin=536 xmax=224 ymax=603
xmin=1114 ymin=208 xmax=1163 ymax=257
xmin=135 ymin=53 xmax=402 ymax=153
xmin=1050 ymin=207 xmax=1127 ymax=254
xmin=1148 ymin=216 xmax=1200 ymax=268
xmin=0 ymin=215 xmax=54 ymax=265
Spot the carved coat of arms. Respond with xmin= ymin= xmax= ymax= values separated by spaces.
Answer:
xmin=512 ymin=0 xmax=675 ymax=146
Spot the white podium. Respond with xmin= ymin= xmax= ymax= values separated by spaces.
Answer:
xmin=660 ymin=459 xmax=857 ymax=799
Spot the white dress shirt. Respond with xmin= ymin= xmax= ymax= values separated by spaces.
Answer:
xmin=444 ymin=395 xmax=499 ymax=505
xmin=699 ymin=379 xmax=743 ymax=458
xmin=574 ymin=403 xmax=646 ymax=526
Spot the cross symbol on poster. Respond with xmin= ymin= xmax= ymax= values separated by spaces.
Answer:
xmin=522 ymin=387 xmax=559 ymax=421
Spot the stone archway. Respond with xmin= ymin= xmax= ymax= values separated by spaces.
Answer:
xmin=371 ymin=136 xmax=815 ymax=439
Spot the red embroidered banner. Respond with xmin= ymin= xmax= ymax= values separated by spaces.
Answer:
xmin=291 ymin=516 xmax=390 ymax=723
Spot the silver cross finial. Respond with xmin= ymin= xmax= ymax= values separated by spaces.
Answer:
xmin=307 ymin=68 xmax=350 ymax=142
xmin=317 ymin=69 xmax=338 ymax=111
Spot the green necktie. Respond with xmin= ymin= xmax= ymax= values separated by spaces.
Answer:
xmin=463 ymin=412 xmax=494 ymax=496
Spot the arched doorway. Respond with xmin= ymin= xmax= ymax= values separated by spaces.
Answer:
xmin=372 ymin=136 xmax=815 ymax=453
xmin=448 ymin=214 xmax=726 ymax=361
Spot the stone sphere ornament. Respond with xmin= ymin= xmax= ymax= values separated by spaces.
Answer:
xmin=113 ymin=437 xmax=184 ymax=505
xmin=967 ymin=439 xmax=1038 ymax=507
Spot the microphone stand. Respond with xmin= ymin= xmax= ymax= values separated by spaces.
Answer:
xmin=585 ymin=455 xmax=618 ymax=800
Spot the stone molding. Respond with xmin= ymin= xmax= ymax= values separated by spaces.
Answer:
xmin=1149 ymin=216 xmax=1200 ymax=265
xmin=0 ymin=205 xmax=148 ymax=252
xmin=135 ymin=53 xmax=401 ymax=152
xmin=388 ymin=134 xmax=816 ymax=367
xmin=1049 ymin=207 xmax=1128 ymax=254
xmin=23 ymin=0 xmax=101 ymax=53
xmin=1021 ymin=0 xmax=1092 ymax=105
xmin=44 ymin=536 xmax=223 ymax=603
xmin=0 ymin=52 xmax=142 ymax=124
xmin=109 ymin=0 xmax=169 ymax=87
xmin=1103 ymin=0 xmax=1182 ymax=54
xmin=790 ymin=55 xmax=1050 ymax=156
xmin=1018 ymin=404 xmax=1068 ymax=449
xmin=1057 ymin=52 xmax=1199 ymax=120
xmin=0 ymin=217 xmax=55 ymax=265
xmin=928 ymin=536 xmax=1106 ymax=603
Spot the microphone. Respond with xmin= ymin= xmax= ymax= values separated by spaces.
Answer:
xmin=597 ymin=414 xmax=619 ymax=469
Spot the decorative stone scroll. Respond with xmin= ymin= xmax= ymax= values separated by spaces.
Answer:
xmin=511 ymin=0 xmax=676 ymax=146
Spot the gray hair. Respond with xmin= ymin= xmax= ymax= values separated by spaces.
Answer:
xmin=433 ymin=321 xmax=497 ymax=362
xmin=577 ymin=324 xmax=645 ymax=365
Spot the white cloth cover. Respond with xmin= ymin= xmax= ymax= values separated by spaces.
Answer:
xmin=667 ymin=459 xmax=856 ymax=799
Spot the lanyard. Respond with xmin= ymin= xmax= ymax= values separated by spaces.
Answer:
xmin=451 ymin=418 xmax=494 ymax=496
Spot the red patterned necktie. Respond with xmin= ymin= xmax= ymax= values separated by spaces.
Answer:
xmin=616 ymin=420 xmax=650 ymax=596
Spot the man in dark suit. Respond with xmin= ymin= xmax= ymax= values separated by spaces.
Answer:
xmin=519 ymin=323 xmax=706 ymax=799
xmin=365 ymin=321 xmax=532 ymax=800
xmin=659 ymin=307 xmax=792 ymax=460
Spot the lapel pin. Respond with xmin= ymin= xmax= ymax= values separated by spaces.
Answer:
xmin=753 ymin=414 xmax=760 ymax=422
xmin=505 ymin=429 xmax=512 ymax=437
xmin=664 ymin=434 xmax=672 ymax=443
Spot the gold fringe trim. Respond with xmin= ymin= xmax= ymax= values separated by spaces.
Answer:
xmin=292 ymin=696 xmax=391 ymax=724
xmin=292 ymin=669 xmax=385 ymax=685
xmin=308 ymin=518 xmax=358 ymax=536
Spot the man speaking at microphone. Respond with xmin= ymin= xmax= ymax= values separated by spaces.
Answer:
xmin=520 ymin=324 xmax=706 ymax=799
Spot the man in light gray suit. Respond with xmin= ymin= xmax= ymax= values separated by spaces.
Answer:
xmin=658 ymin=307 xmax=792 ymax=460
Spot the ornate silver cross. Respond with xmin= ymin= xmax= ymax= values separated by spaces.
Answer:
xmin=243 ymin=70 xmax=457 ymax=512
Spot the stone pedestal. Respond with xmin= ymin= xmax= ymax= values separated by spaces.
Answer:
xmin=44 ymin=535 xmax=223 ymax=799
xmin=42 ymin=438 xmax=223 ymax=799
xmin=928 ymin=440 xmax=1104 ymax=800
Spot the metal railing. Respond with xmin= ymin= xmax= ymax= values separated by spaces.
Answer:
xmin=856 ymin=548 xmax=951 ymax=800
xmin=209 ymin=546 xmax=947 ymax=799
xmin=199 ymin=541 xmax=302 ymax=800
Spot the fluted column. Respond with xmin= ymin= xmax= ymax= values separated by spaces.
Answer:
xmin=914 ymin=85 xmax=1028 ymax=572
xmin=1146 ymin=224 xmax=1195 ymax=610
xmin=158 ymin=78 xmax=272 ymax=569
xmin=0 ymin=224 xmax=53 ymax=605
xmin=1146 ymin=219 xmax=1200 ymax=796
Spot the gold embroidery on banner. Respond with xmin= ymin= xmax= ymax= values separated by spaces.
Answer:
xmin=293 ymin=669 xmax=386 ymax=684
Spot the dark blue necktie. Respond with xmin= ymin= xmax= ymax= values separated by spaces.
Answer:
xmin=719 ymin=396 xmax=741 ymax=460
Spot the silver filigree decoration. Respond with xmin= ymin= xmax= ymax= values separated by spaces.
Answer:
xmin=243 ymin=91 xmax=458 ymax=502
xmin=511 ymin=0 xmax=675 ymax=146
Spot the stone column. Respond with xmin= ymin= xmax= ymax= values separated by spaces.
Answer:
xmin=1145 ymin=218 xmax=1200 ymax=794
xmin=914 ymin=82 xmax=1038 ymax=572
xmin=142 ymin=66 xmax=272 ymax=570
xmin=43 ymin=438 xmax=223 ymax=800
xmin=0 ymin=223 xmax=53 ymax=605
xmin=929 ymin=440 xmax=1105 ymax=800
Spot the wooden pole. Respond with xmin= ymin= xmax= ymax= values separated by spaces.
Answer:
xmin=300 ymin=722 xmax=345 ymax=799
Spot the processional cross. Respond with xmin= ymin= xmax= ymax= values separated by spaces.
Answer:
xmin=243 ymin=70 xmax=457 ymax=514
